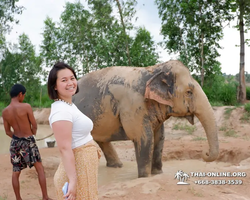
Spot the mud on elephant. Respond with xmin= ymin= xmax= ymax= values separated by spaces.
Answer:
xmin=73 ymin=60 xmax=219 ymax=178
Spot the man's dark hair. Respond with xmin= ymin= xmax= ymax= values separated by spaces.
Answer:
xmin=47 ymin=61 xmax=79 ymax=100
xmin=10 ymin=84 xmax=26 ymax=98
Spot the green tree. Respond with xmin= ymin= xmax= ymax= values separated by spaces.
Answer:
xmin=155 ymin=0 xmax=231 ymax=87
xmin=0 ymin=34 xmax=42 ymax=104
xmin=229 ymin=0 xmax=250 ymax=103
xmin=114 ymin=0 xmax=137 ymax=65
xmin=60 ymin=2 xmax=95 ymax=75
xmin=40 ymin=17 xmax=62 ymax=70
xmin=0 ymin=0 xmax=23 ymax=59
xmin=87 ymin=0 xmax=137 ymax=67
xmin=40 ymin=1 xmax=160 ymax=76
xmin=0 ymin=0 xmax=23 ymax=47
xmin=130 ymin=27 xmax=160 ymax=66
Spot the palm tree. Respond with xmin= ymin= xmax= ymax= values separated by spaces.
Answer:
xmin=175 ymin=170 xmax=184 ymax=181
xmin=182 ymin=173 xmax=190 ymax=182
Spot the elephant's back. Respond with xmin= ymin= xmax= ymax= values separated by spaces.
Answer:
xmin=75 ymin=66 xmax=154 ymax=101
xmin=78 ymin=66 xmax=144 ymax=86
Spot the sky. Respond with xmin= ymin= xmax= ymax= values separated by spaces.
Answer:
xmin=5 ymin=0 xmax=250 ymax=75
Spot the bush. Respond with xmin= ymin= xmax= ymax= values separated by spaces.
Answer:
xmin=244 ymin=102 xmax=250 ymax=113
xmin=246 ymin=87 xmax=250 ymax=100
xmin=219 ymin=82 xmax=237 ymax=105
xmin=0 ymin=102 xmax=8 ymax=116
xmin=203 ymin=74 xmax=224 ymax=103
xmin=31 ymin=96 xmax=53 ymax=108
xmin=203 ymin=74 xmax=237 ymax=105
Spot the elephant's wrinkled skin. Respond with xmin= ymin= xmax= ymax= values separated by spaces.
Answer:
xmin=73 ymin=60 xmax=219 ymax=178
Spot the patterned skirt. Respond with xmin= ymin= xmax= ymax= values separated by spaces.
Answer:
xmin=54 ymin=140 xmax=101 ymax=200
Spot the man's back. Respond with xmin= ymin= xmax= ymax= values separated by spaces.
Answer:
xmin=3 ymin=102 xmax=37 ymax=138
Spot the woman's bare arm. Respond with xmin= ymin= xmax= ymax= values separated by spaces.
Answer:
xmin=52 ymin=120 xmax=77 ymax=198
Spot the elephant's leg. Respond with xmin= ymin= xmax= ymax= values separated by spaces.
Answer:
xmin=133 ymin=125 xmax=154 ymax=178
xmin=151 ymin=124 xmax=165 ymax=174
xmin=97 ymin=141 xmax=123 ymax=168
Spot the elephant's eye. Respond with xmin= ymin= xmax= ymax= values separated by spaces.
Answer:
xmin=186 ymin=90 xmax=193 ymax=96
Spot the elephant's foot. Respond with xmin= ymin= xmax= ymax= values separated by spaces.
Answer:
xmin=106 ymin=161 xmax=123 ymax=168
xmin=138 ymin=171 xmax=151 ymax=178
xmin=97 ymin=141 xmax=123 ymax=168
xmin=138 ymin=166 xmax=152 ymax=178
xmin=151 ymin=168 xmax=163 ymax=175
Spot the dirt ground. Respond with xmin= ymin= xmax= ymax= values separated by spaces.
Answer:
xmin=0 ymin=106 xmax=250 ymax=200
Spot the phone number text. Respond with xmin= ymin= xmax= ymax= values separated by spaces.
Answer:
xmin=194 ymin=179 xmax=243 ymax=185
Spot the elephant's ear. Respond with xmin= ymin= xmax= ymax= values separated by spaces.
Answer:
xmin=144 ymin=71 xmax=174 ymax=107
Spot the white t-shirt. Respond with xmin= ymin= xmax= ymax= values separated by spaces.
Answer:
xmin=49 ymin=101 xmax=93 ymax=149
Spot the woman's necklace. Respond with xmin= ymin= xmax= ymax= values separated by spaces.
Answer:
xmin=55 ymin=98 xmax=73 ymax=106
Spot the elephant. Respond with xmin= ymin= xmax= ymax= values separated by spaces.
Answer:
xmin=72 ymin=60 xmax=219 ymax=178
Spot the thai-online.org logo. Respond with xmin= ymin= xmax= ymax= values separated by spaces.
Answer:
xmin=174 ymin=170 xmax=247 ymax=185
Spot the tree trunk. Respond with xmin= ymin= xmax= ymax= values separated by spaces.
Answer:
xmin=115 ymin=0 xmax=132 ymax=66
xmin=237 ymin=2 xmax=246 ymax=103
xmin=200 ymin=33 xmax=204 ymax=87
xmin=199 ymin=5 xmax=204 ymax=87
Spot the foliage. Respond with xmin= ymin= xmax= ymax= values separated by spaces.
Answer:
xmin=40 ymin=1 xmax=160 ymax=78
xmin=130 ymin=27 xmax=160 ymax=67
xmin=229 ymin=0 xmax=250 ymax=103
xmin=224 ymin=129 xmax=237 ymax=137
xmin=0 ymin=34 xmax=42 ymax=105
xmin=240 ymin=103 xmax=250 ymax=122
xmin=210 ymin=102 xmax=224 ymax=107
xmin=219 ymin=81 xmax=238 ymax=105
xmin=0 ymin=102 xmax=7 ymax=116
xmin=0 ymin=1 xmax=161 ymax=109
xmin=155 ymin=0 xmax=231 ymax=86
xmin=203 ymin=74 xmax=238 ymax=105
xmin=244 ymin=102 xmax=250 ymax=113
xmin=219 ymin=125 xmax=227 ymax=131
xmin=0 ymin=0 xmax=23 ymax=43
xmin=230 ymin=0 xmax=250 ymax=45
xmin=246 ymin=87 xmax=250 ymax=100
xmin=40 ymin=17 xmax=62 ymax=74
xmin=192 ymin=137 xmax=206 ymax=141
xmin=0 ymin=195 xmax=7 ymax=200
xmin=172 ymin=123 xmax=196 ymax=135
xmin=224 ymin=107 xmax=236 ymax=120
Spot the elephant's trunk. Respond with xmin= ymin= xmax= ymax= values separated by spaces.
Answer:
xmin=194 ymin=86 xmax=219 ymax=162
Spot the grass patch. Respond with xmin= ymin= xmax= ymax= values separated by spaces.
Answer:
xmin=240 ymin=103 xmax=250 ymax=122
xmin=210 ymin=101 xmax=224 ymax=106
xmin=192 ymin=137 xmax=207 ymax=141
xmin=242 ymin=136 xmax=250 ymax=141
xmin=224 ymin=107 xmax=236 ymax=119
xmin=0 ymin=194 xmax=8 ymax=200
xmin=245 ymin=102 xmax=250 ymax=112
xmin=172 ymin=123 xmax=196 ymax=135
xmin=240 ymin=112 xmax=250 ymax=122
xmin=224 ymin=129 xmax=237 ymax=137
xmin=188 ymin=187 xmax=204 ymax=197
xmin=219 ymin=126 xmax=227 ymax=131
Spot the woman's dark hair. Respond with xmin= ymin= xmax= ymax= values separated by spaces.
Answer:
xmin=47 ymin=61 xmax=79 ymax=100
xmin=10 ymin=84 xmax=26 ymax=98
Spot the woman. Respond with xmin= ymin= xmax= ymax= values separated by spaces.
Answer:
xmin=47 ymin=62 xmax=101 ymax=200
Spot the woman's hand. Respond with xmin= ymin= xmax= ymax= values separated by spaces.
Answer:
xmin=64 ymin=181 xmax=77 ymax=200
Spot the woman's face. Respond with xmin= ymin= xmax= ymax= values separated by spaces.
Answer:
xmin=55 ymin=68 xmax=77 ymax=99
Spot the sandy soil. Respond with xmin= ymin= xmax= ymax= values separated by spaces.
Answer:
xmin=0 ymin=106 xmax=250 ymax=200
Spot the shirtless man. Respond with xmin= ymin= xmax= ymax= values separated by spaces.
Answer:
xmin=2 ymin=84 xmax=52 ymax=200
